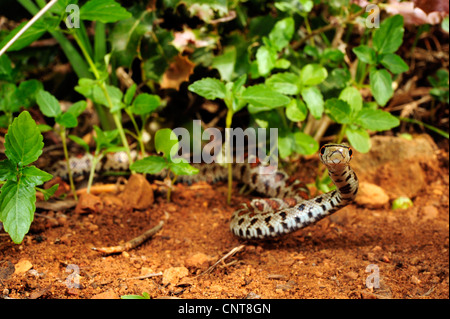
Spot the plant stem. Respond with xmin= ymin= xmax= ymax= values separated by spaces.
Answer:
xmin=60 ymin=129 xmax=77 ymax=200
xmin=225 ymin=110 xmax=234 ymax=205
xmin=336 ymin=124 xmax=347 ymax=144
xmin=87 ymin=153 xmax=102 ymax=194
xmin=166 ymin=173 xmax=178 ymax=202
xmin=125 ymin=109 xmax=146 ymax=156
xmin=398 ymin=117 xmax=449 ymax=139
xmin=72 ymin=31 xmax=134 ymax=166
xmin=303 ymin=16 xmax=314 ymax=46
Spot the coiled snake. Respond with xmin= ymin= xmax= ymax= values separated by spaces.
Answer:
xmin=229 ymin=144 xmax=358 ymax=239
xmin=49 ymin=143 xmax=358 ymax=240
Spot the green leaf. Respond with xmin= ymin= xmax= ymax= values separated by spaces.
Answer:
xmin=66 ymin=101 xmax=87 ymax=118
xmin=269 ymin=17 xmax=295 ymax=51
xmin=36 ymin=90 xmax=61 ymax=118
xmin=285 ymin=99 xmax=307 ymax=122
xmin=4 ymin=111 xmax=43 ymax=166
xmin=0 ymin=83 xmax=22 ymax=113
xmin=38 ymin=184 xmax=59 ymax=201
xmin=188 ymin=78 xmax=227 ymax=100
xmin=339 ymin=86 xmax=362 ymax=113
xmin=0 ymin=179 xmax=36 ymax=244
xmin=0 ymin=54 xmax=13 ymax=80
xmin=80 ymin=0 xmax=132 ymax=23
xmin=300 ymin=64 xmax=328 ymax=86
xmin=68 ymin=135 xmax=90 ymax=153
xmin=345 ymin=126 xmax=371 ymax=153
xmin=130 ymin=156 xmax=167 ymax=174
xmin=21 ymin=166 xmax=53 ymax=187
xmin=373 ymin=15 xmax=404 ymax=54
xmin=124 ymin=84 xmax=137 ymax=105
xmin=293 ymin=131 xmax=319 ymax=155
xmin=93 ymin=84 xmax=124 ymax=112
xmin=301 ymin=86 xmax=324 ymax=119
xmin=37 ymin=124 xmax=53 ymax=133
xmin=155 ymin=129 xmax=179 ymax=159
xmin=168 ymin=161 xmax=199 ymax=176
xmin=325 ymin=98 xmax=351 ymax=124
xmin=212 ymin=47 xmax=237 ymax=82
xmin=442 ymin=16 xmax=449 ymax=33
xmin=255 ymin=45 xmax=277 ymax=76
xmin=0 ymin=20 xmax=47 ymax=52
xmin=352 ymin=45 xmax=376 ymax=64
xmin=232 ymin=74 xmax=247 ymax=95
xmin=0 ymin=159 xmax=17 ymax=181
xmin=74 ymin=78 xmax=97 ymax=99
xmin=278 ymin=133 xmax=294 ymax=158
xmin=241 ymin=85 xmax=290 ymax=108
xmin=111 ymin=12 xmax=152 ymax=67
xmin=131 ymin=94 xmax=160 ymax=115
xmin=265 ymin=72 xmax=300 ymax=95
xmin=369 ymin=69 xmax=393 ymax=106
xmin=93 ymin=126 xmax=120 ymax=150
xmin=55 ymin=112 xmax=78 ymax=128
xmin=379 ymin=53 xmax=409 ymax=74
xmin=17 ymin=80 xmax=44 ymax=108
xmin=355 ymin=109 xmax=400 ymax=131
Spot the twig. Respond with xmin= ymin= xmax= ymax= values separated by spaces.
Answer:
xmin=123 ymin=272 xmax=163 ymax=280
xmin=292 ymin=5 xmax=372 ymax=50
xmin=92 ymin=213 xmax=169 ymax=254
xmin=197 ymin=244 xmax=246 ymax=276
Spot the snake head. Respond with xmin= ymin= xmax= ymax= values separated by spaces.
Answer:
xmin=319 ymin=144 xmax=353 ymax=167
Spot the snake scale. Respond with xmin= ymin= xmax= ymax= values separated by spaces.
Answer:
xmin=229 ymin=144 xmax=358 ymax=239
xmin=49 ymin=143 xmax=358 ymax=240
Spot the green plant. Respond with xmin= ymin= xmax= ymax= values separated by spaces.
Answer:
xmin=121 ymin=291 xmax=150 ymax=299
xmin=0 ymin=54 xmax=43 ymax=127
xmin=188 ymin=75 xmax=292 ymax=204
xmin=130 ymin=128 xmax=199 ymax=202
xmin=0 ymin=111 xmax=57 ymax=243
xmin=428 ymin=69 xmax=449 ymax=104
xmin=2 ymin=0 xmax=137 ymax=164
xmin=36 ymin=89 xmax=86 ymax=199
xmin=69 ymin=125 xmax=125 ymax=194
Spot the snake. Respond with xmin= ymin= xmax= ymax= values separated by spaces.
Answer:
xmin=48 ymin=144 xmax=358 ymax=240
xmin=229 ymin=143 xmax=359 ymax=239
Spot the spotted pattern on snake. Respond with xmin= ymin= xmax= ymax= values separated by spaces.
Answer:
xmin=48 ymin=143 xmax=357 ymax=240
xmin=230 ymin=144 xmax=358 ymax=239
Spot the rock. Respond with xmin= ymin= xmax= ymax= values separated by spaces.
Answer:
xmin=184 ymin=253 xmax=214 ymax=269
xmin=162 ymin=267 xmax=189 ymax=286
xmin=345 ymin=271 xmax=359 ymax=280
xmin=91 ymin=289 xmax=120 ymax=299
xmin=351 ymin=135 xmax=438 ymax=199
xmin=121 ymin=174 xmax=154 ymax=210
xmin=411 ymin=275 xmax=421 ymax=284
xmin=354 ymin=182 xmax=389 ymax=208
xmin=14 ymin=259 xmax=33 ymax=275
xmin=421 ymin=205 xmax=439 ymax=221
xmin=75 ymin=193 xmax=103 ymax=214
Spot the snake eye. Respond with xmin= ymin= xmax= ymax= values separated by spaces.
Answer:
xmin=320 ymin=145 xmax=326 ymax=155
xmin=348 ymin=148 xmax=353 ymax=157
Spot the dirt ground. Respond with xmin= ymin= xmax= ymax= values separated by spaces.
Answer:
xmin=0 ymin=134 xmax=448 ymax=299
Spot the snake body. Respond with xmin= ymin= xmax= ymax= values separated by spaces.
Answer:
xmin=229 ymin=144 xmax=358 ymax=239
xmin=49 ymin=144 xmax=358 ymax=240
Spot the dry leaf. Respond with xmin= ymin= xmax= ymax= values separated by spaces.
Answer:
xmin=160 ymin=55 xmax=195 ymax=90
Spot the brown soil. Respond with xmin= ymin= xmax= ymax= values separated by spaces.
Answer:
xmin=0 ymin=135 xmax=448 ymax=299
